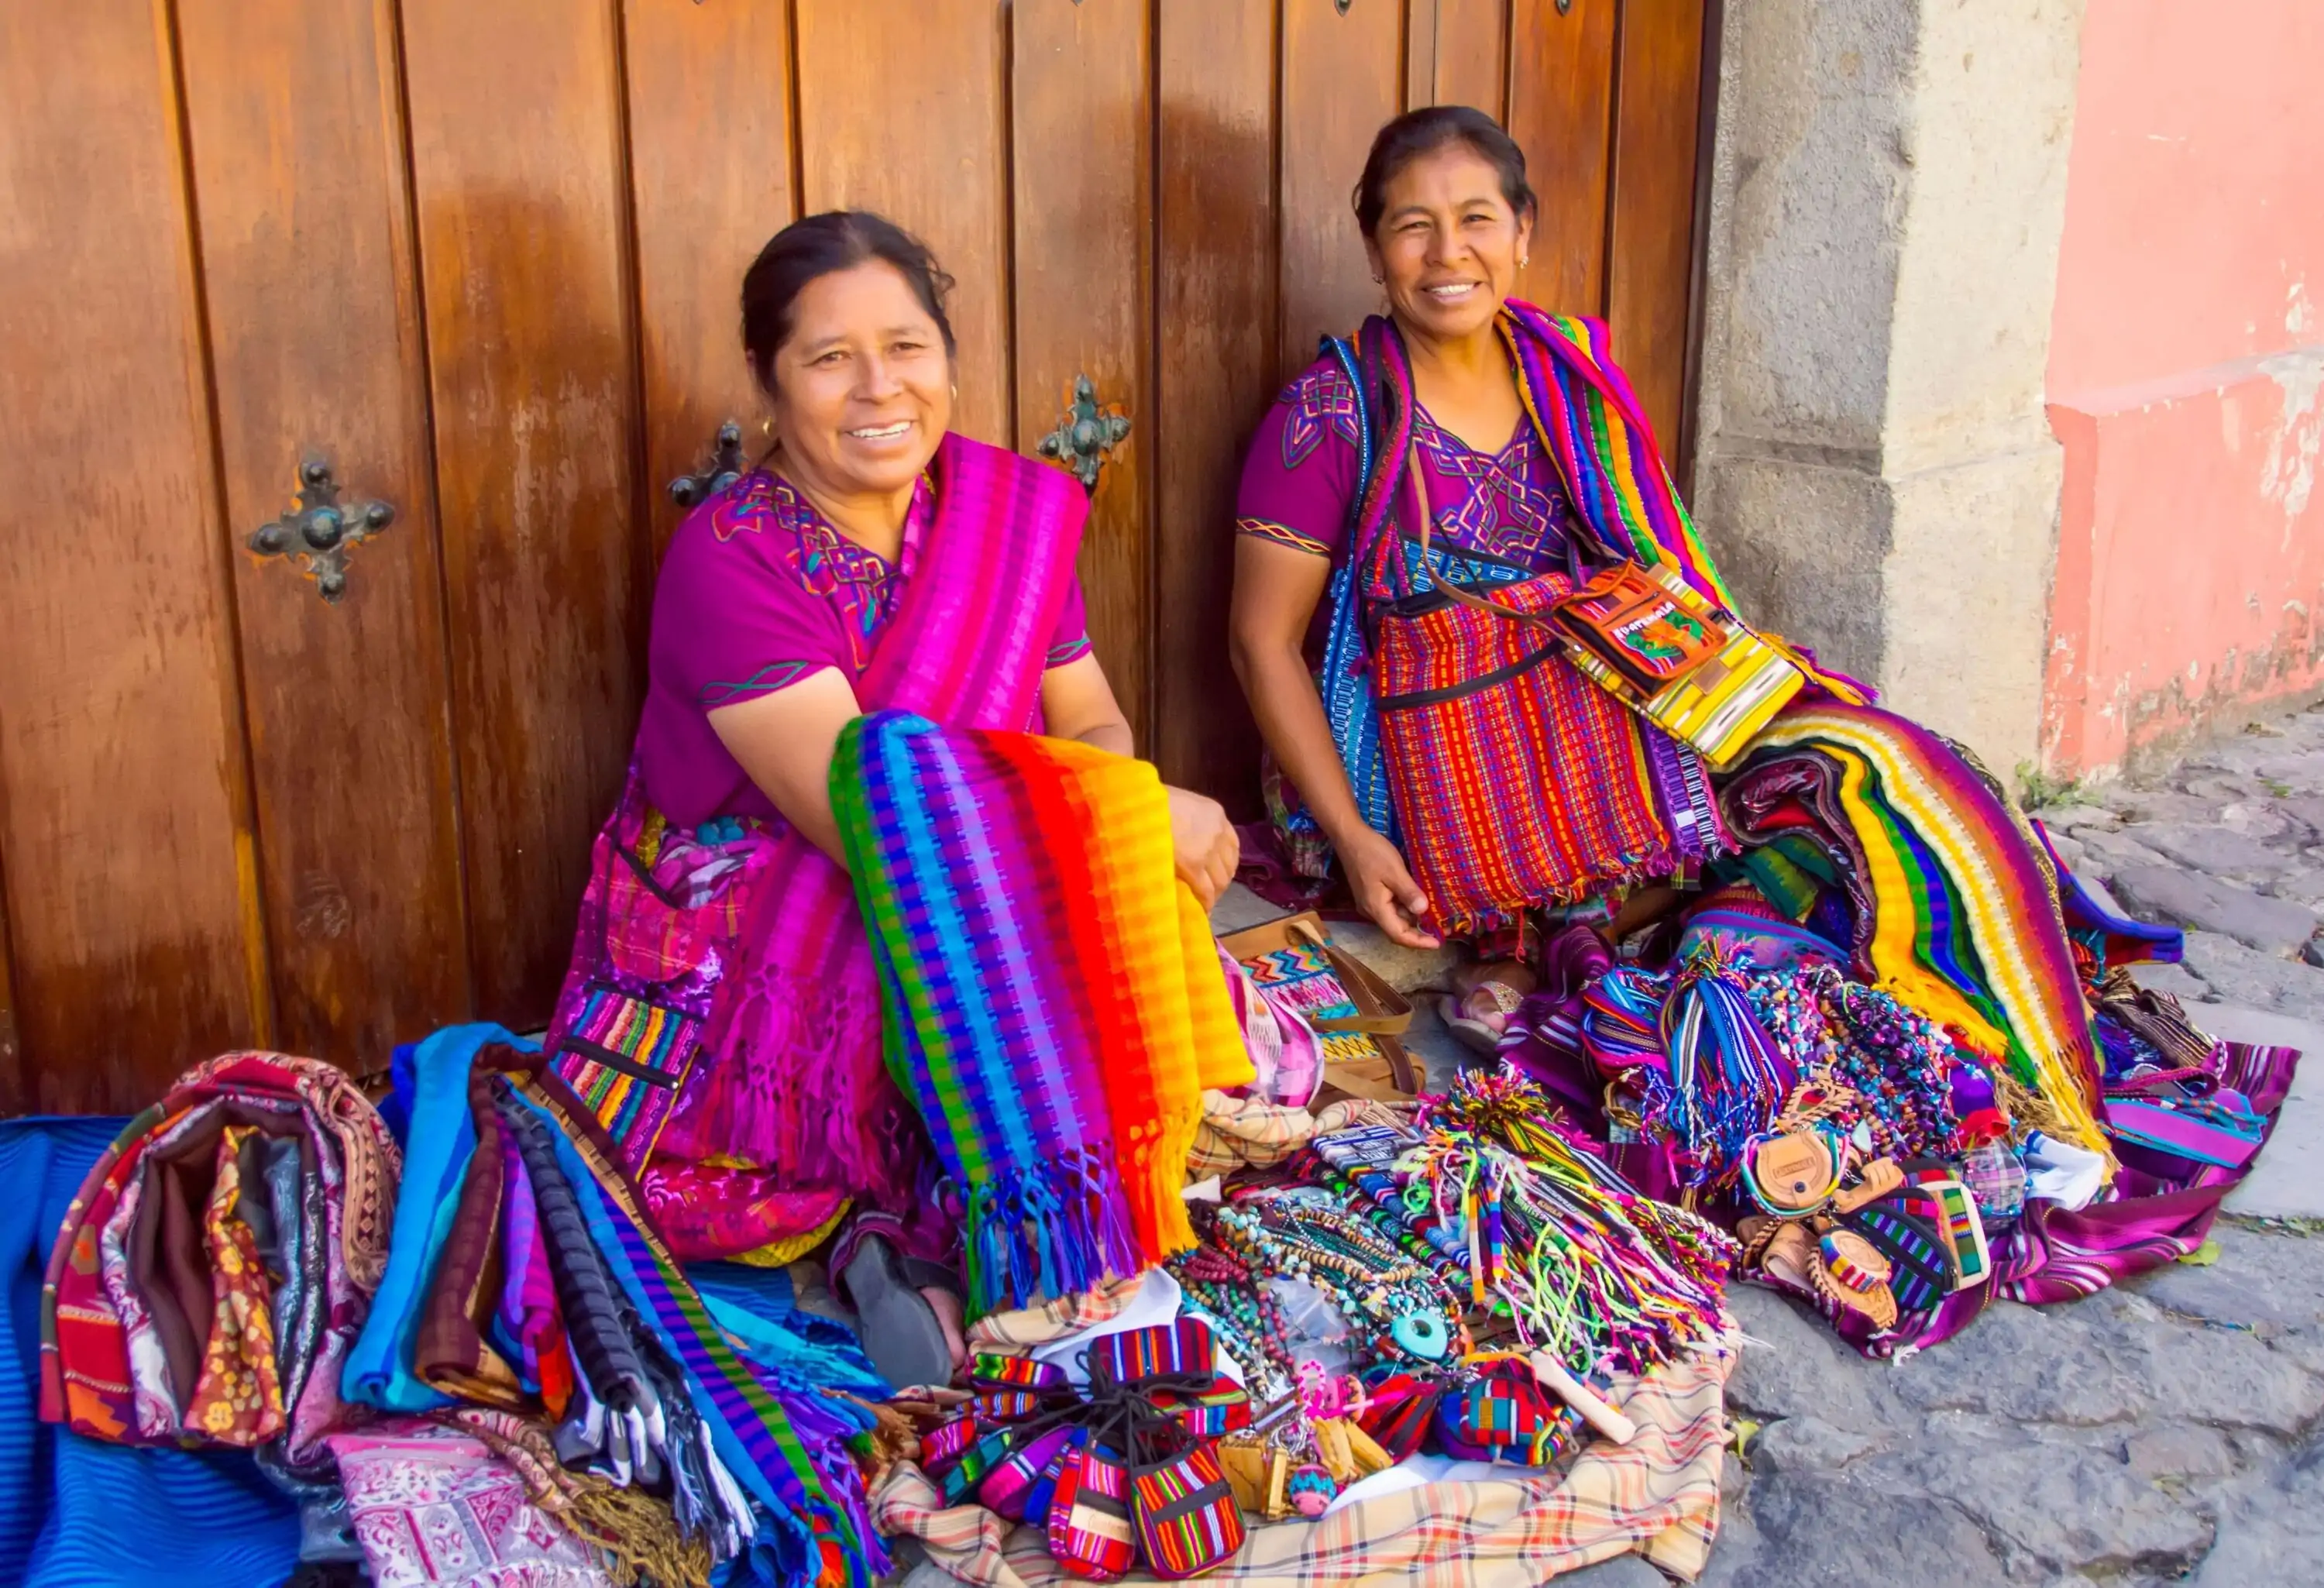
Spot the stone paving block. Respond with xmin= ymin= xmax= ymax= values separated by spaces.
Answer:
xmin=1723 ymin=1286 xmax=1893 ymax=1434
xmin=1550 ymin=1555 xmax=1666 ymax=1587
xmin=2131 ymin=1225 xmax=2324 ymax=1329
xmin=1888 ymin=1300 xmax=2155 ymax=1427
xmin=1738 ymin=1476 xmax=2009 ymax=1588
xmin=1748 ymin=1415 xmax=1882 ymax=1475
xmin=2028 ymin=801 xmax=2121 ymax=831
xmin=2109 ymin=866 xmax=2320 ymax=955
xmin=2125 ymin=821 xmax=2295 ymax=881
xmin=2183 ymin=933 xmax=2324 ymax=1020
xmin=1886 ymin=1435 xmax=2212 ymax=1575
xmin=2205 ymin=1002 xmax=2324 ymax=1221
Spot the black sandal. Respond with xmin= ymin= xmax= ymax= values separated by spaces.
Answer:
xmin=841 ymin=1234 xmax=955 ymax=1391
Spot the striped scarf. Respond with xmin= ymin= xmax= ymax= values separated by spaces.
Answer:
xmin=497 ymin=1062 xmax=883 ymax=1588
xmin=1732 ymin=703 xmax=2110 ymax=1162
xmin=832 ymin=712 xmax=1250 ymax=1315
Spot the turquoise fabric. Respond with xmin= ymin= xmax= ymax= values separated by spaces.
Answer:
xmin=342 ymin=1023 xmax=539 ymax=1411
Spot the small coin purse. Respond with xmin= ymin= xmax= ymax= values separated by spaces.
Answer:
xmin=920 ymin=1413 xmax=979 ymax=1473
xmin=1089 ymin=1318 xmax=1215 ymax=1386
xmin=1434 ymin=1359 xmax=1577 ymax=1466
xmin=1147 ymin=1374 xmax=1253 ymax=1438
xmin=1020 ymin=1427 xmax=1086 ymax=1532
xmin=1049 ymin=1438 xmax=1136 ymax=1583
xmin=940 ymin=1424 xmax=1021 ymax=1507
xmin=982 ymin=1422 xmax=1079 ymax=1523
xmin=1129 ymin=1436 xmax=1246 ymax=1579
xmin=1356 ymin=1373 xmax=1446 ymax=1462
xmin=971 ymin=1351 xmax=1069 ymax=1392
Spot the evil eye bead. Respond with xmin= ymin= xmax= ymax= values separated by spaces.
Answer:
xmin=1391 ymin=1309 xmax=1449 ymax=1361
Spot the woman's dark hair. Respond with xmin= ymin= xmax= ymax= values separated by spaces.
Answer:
xmin=739 ymin=210 xmax=957 ymax=394
xmin=1352 ymin=106 xmax=1538 ymax=236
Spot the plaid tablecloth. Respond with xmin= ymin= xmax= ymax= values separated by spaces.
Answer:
xmin=875 ymin=1326 xmax=1735 ymax=1586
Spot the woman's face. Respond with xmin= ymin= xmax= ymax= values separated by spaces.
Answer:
xmin=765 ymin=260 xmax=952 ymax=499
xmin=1364 ymin=145 xmax=1533 ymax=345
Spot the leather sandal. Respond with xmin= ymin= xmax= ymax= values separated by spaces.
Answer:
xmin=841 ymin=1234 xmax=955 ymax=1391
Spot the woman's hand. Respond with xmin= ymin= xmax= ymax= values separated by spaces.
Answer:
xmin=1336 ymin=827 xmax=1439 ymax=949
xmin=1167 ymin=785 xmax=1239 ymax=909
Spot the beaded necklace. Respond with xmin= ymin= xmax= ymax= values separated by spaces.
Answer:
xmin=1748 ymin=964 xmax=1959 ymax=1159
xmin=1213 ymin=1198 xmax=1464 ymax=1369
xmin=1166 ymin=1236 xmax=1298 ymax=1403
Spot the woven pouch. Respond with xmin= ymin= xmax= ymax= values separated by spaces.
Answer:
xmin=940 ymin=1424 xmax=1019 ymax=1506
xmin=920 ymin=1413 xmax=979 ymax=1473
xmin=549 ymin=981 xmax=700 ymax=1172
xmin=971 ymin=1352 xmax=1069 ymax=1392
xmin=984 ymin=1423 xmax=1078 ymax=1523
xmin=1048 ymin=1439 xmax=1136 ymax=1582
xmin=1129 ymin=1440 xmax=1246 ymax=1579
xmin=1356 ymin=1373 xmax=1443 ymax=1461
xmin=1147 ymin=1375 xmax=1253 ymax=1438
xmin=1089 ymin=1318 xmax=1215 ymax=1386
xmin=1022 ymin=1428 xmax=1087 ymax=1532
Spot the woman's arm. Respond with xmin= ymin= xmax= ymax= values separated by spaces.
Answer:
xmin=706 ymin=667 xmax=865 ymax=864
xmin=1042 ymin=652 xmax=1239 ymax=908
xmin=1227 ymin=536 xmax=1439 ymax=948
xmin=1040 ymin=652 xmax=1136 ymax=758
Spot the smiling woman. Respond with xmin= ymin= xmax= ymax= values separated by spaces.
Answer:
xmin=545 ymin=211 xmax=1236 ymax=1388
xmin=1229 ymin=108 xmax=1723 ymax=1054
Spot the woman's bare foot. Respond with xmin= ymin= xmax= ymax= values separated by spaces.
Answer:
xmin=1442 ymin=957 xmax=1535 ymax=1054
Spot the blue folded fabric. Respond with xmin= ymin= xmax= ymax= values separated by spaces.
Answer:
xmin=1 ymin=1116 xmax=300 ymax=1587
xmin=342 ymin=1023 xmax=538 ymax=1412
xmin=690 ymin=1263 xmax=888 ymax=1400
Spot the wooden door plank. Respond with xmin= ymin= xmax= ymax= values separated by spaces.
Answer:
xmin=174 ymin=0 xmax=470 ymax=1067
xmin=0 ymin=0 xmax=267 ymax=1110
xmin=1406 ymin=0 xmax=1439 ymax=110
xmin=1156 ymin=0 xmax=1277 ymax=809
xmin=794 ymin=1 xmax=1012 ymax=447
xmin=1604 ymin=0 xmax=1707 ymax=453
xmin=1434 ymin=0 xmax=1511 ymax=118
xmin=1281 ymin=0 xmax=1406 ymax=381
xmin=1012 ymin=0 xmax=1153 ymax=746
xmin=1508 ymin=0 xmax=1618 ymax=315
xmin=622 ymin=0 xmax=799 ymax=558
xmin=0 ymin=865 xmax=22 ymax=1115
xmin=401 ymin=0 xmax=648 ymax=1029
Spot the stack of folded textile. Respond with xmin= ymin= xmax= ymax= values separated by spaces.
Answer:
xmin=40 ymin=1050 xmax=397 ymax=1463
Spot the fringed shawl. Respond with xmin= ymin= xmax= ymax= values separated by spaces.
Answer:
xmin=832 ymin=711 xmax=1250 ymax=1315
xmin=1730 ymin=703 xmax=2112 ymax=1161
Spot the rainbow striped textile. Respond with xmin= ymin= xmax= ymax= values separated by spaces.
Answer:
xmin=1737 ymin=703 xmax=2110 ymax=1162
xmin=832 ymin=711 xmax=1251 ymax=1315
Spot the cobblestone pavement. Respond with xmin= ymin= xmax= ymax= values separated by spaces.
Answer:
xmin=1694 ymin=700 xmax=2324 ymax=1588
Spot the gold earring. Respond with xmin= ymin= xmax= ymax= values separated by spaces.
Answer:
xmin=1520 ymin=256 xmax=1530 ymax=266
xmin=760 ymin=417 xmax=774 ymax=438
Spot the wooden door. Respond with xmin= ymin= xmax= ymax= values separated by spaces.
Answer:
xmin=0 ymin=0 xmax=1711 ymax=1112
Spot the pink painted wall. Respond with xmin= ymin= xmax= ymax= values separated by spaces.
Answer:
xmin=2040 ymin=0 xmax=2324 ymax=777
